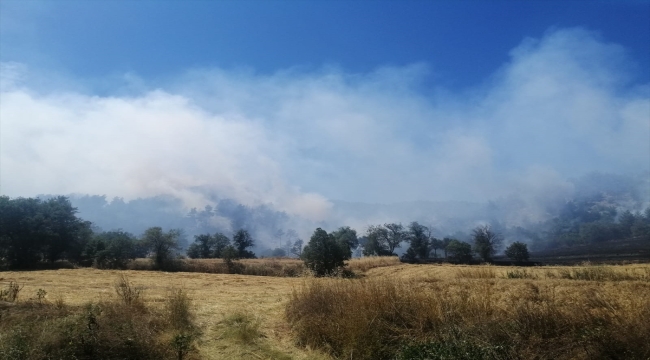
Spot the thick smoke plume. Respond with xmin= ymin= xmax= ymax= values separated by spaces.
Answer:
xmin=1 ymin=28 xmax=648 ymax=240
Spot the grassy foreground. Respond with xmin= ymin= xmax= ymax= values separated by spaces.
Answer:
xmin=1 ymin=259 xmax=649 ymax=359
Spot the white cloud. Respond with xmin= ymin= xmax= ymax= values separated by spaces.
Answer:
xmin=1 ymin=28 xmax=648 ymax=223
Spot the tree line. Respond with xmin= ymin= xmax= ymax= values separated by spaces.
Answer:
xmin=3 ymin=195 xmax=648 ymax=273
xmin=0 ymin=196 xmax=256 ymax=270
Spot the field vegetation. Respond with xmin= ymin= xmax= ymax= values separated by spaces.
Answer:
xmin=1 ymin=260 xmax=649 ymax=359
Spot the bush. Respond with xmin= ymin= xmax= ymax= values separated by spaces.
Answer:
xmin=0 ymin=281 xmax=23 ymax=302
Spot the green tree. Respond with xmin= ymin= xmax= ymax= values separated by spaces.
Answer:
xmin=504 ymin=241 xmax=530 ymax=263
xmin=446 ymin=240 xmax=473 ymax=263
xmin=331 ymin=226 xmax=359 ymax=258
xmin=212 ymin=233 xmax=231 ymax=258
xmin=301 ymin=228 xmax=347 ymax=276
xmin=363 ymin=225 xmax=391 ymax=256
xmin=290 ymin=239 xmax=304 ymax=257
xmin=441 ymin=237 xmax=454 ymax=258
xmin=472 ymin=225 xmax=502 ymax=262
xmin=232 ymin=229 xmax=256 ymax=258
xmin=93 ymin=230 xmax=137 ymax=269
xmin=429 ymin=238 xmax=444 ymax=258
xmin=384 ymin=223 xmax=405 ymax=255
xmin=141 ymin=227 xmax=181 ymax=269
xmin=406 ymin=222 xmax=430 ymax=260
xmin=0 ymin=196 xmax=93 ymax=269
xmin=618 ymin=210 xmax=636 ymax=238
xmin=186 ymin=234 xmax=215 ymax=259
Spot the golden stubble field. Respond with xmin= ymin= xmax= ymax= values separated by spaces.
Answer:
xmin=2 ymin=258 xmax=650 ymax=359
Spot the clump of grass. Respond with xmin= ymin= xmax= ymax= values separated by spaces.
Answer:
xmin=504 ymin=269 xmax=538 ymax=279
xmin=286 ymin=277 xmax=650 ymax=360
xmin=219 ymin=312 xmax=262 ymax=344
xmin=456 ymin=266 xmax=497 ymax=279
xmin=0 ymin=281 xmax=23 ymax=302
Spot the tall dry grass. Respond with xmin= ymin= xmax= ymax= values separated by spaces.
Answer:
xmin=0 ymin=276 xmax=200 ymax=360
xmin=286 ymin=276 xmax=650 ymax=359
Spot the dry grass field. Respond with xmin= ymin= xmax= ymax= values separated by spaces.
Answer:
xmin=2 ymin=258 xmax=649 ymax=359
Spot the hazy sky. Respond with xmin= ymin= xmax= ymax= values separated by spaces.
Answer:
xmin=1 ymin=1 xmax=649 ymax=221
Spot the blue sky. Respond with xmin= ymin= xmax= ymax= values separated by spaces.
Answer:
xmin=2 ymin=1 xmax=649 ymax=88
xmin=1 ymin=1 xmax=649 ymax=223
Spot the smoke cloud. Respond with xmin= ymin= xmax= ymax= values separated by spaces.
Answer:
xmin=1 ymin=28 xmax=648 ymax=228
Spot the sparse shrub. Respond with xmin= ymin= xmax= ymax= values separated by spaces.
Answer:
xmin=166 ymin=288 xmax=194 ymax=331
xmin=35 ymin=289 xmax=47 ymax=305
xmin=114 ymin=274 xmax=142 ymax=306
xmin=0 ymin=281 xmax=23 ymax=302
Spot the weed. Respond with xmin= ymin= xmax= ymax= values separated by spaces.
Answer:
xmin=0 ymin=281 xmax=23 ymax=302
xmin=114 ymin=274 xmax=142 ymax=306
xmin=35 ymin=289 xmax=47 ymax=304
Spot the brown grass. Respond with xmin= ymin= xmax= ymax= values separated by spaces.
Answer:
xmin=346 ymin=256 xmax=401 ymax=273
xmin=2 ymin=262 xmax=650 ymax=359
xmin=286 ymin=264 xmax=650 ymax=359
xmin=0 ymin=269 xmax=321 ymax=360
xmin=0 ymin=275 xmax=200 ymax=360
